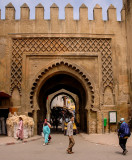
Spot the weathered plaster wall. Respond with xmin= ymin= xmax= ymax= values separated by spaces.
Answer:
xmin=0 ymin=2 xmax=130 ymax=133
xmin=123 ymin=0 xmax=132 ymax=119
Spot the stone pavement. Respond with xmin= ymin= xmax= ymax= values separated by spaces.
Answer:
xmin=80 ymin=132 xmax=132 ymax=147
xmin=0 ymin=132 xmax=132 ymax=147
xmin=0 ymin=135 xmax=41 ymax=146
xmin=1 ymin=134 xmax=132 ymax=160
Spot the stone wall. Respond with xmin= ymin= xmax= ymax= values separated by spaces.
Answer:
xmin=0 ymin=2 xmax=130 ymax=133
xmin=123 ymin=0 xmax=132 ymax=119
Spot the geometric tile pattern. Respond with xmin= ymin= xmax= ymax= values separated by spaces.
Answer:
xmin=11 ymin=38 xmax=113 ymax=94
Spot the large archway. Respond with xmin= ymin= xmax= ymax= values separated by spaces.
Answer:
xmin=38 ymin=73 xmax=87 ymax=133
xmin=30 ymin=61 xmax=95 ymax=134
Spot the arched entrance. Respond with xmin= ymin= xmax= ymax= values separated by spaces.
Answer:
xmin=49 ymin=92 xmax=76 ymax=133
xmin=38 ymin=73 xmax=87 ymax=133
xmin=30 ymin=61 xmax=95 ymax=134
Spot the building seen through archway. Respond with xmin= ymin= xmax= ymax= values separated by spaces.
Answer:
xmin=37 ymin=73 xmax=88 ymax=135
xmin=50 ymin=94 xmax=76 ymax=133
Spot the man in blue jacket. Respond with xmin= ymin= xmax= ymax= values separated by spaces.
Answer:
xmin=118 ymin=118 xmax=131 ymax=155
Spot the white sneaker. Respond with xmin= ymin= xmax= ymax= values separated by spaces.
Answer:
xmin=43 ymin=143 xmax=46 ymax=146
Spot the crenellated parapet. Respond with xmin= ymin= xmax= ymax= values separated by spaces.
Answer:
xmin=0 ymin=3 xmax=126 ymax=35
xmin=93 ymin=4 xmax=102 ymax=21
xmin=20 ymin=3 xmax=30 ymax=20
xmin=5 ymin=2 xmax=15 ymax=20
xmin=121 ymin=6 xmax=125 ymax=21
xmin=79 ymin=4 xmax=88 ymax=21
xmin=35 ymin=3 xmax=44 ymax=20
xmin=107 ymin=4 xmax=117 ymax=21
xmin=0 ymin=2 xmax=125 ymax=22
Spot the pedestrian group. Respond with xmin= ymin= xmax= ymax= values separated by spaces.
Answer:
xmin=16 ymin=116 xmax=131 ymax=155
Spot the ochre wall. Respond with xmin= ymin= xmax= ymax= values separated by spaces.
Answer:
xmin=124 ymin=0 xmax=132 ymax=119
xmin=0 ymin=2 xmax=131 ymax=133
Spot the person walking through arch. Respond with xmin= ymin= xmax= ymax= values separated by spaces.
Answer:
xmin=43 ymin=122 xmax=50 ymax=146
xmin=67 ymin=116 xmax=75 ymax=154
xmin=44 ymin=119 xmax=51 ymax=142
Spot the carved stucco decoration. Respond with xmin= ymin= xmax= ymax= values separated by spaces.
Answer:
xmin=11 ymin=37 xmax=113 ymax=105
xmin=29 ymin=59 xmax=95 ymax=109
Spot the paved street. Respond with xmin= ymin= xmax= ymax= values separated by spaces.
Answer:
xmin=0 ymin=134 xmax=132 ymax=160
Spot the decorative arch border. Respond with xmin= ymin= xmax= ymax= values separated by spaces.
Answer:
xmin=30 ymin=59 xmax=95 ymax=109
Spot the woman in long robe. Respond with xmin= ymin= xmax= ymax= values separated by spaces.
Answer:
xmin=43 ymin=123 xmax=50 ymax=145
xmin=44 ymin=119 xmax=51 ymax=142
xmin=17 ymin=117 xmax=23 ymax=140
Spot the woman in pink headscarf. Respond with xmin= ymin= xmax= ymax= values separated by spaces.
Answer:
xmin=17 ymin=117 xmax=23 ymax=141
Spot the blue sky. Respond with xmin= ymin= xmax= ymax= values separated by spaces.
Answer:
xmin=0 ymin=0 xmax=123 ymax=20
